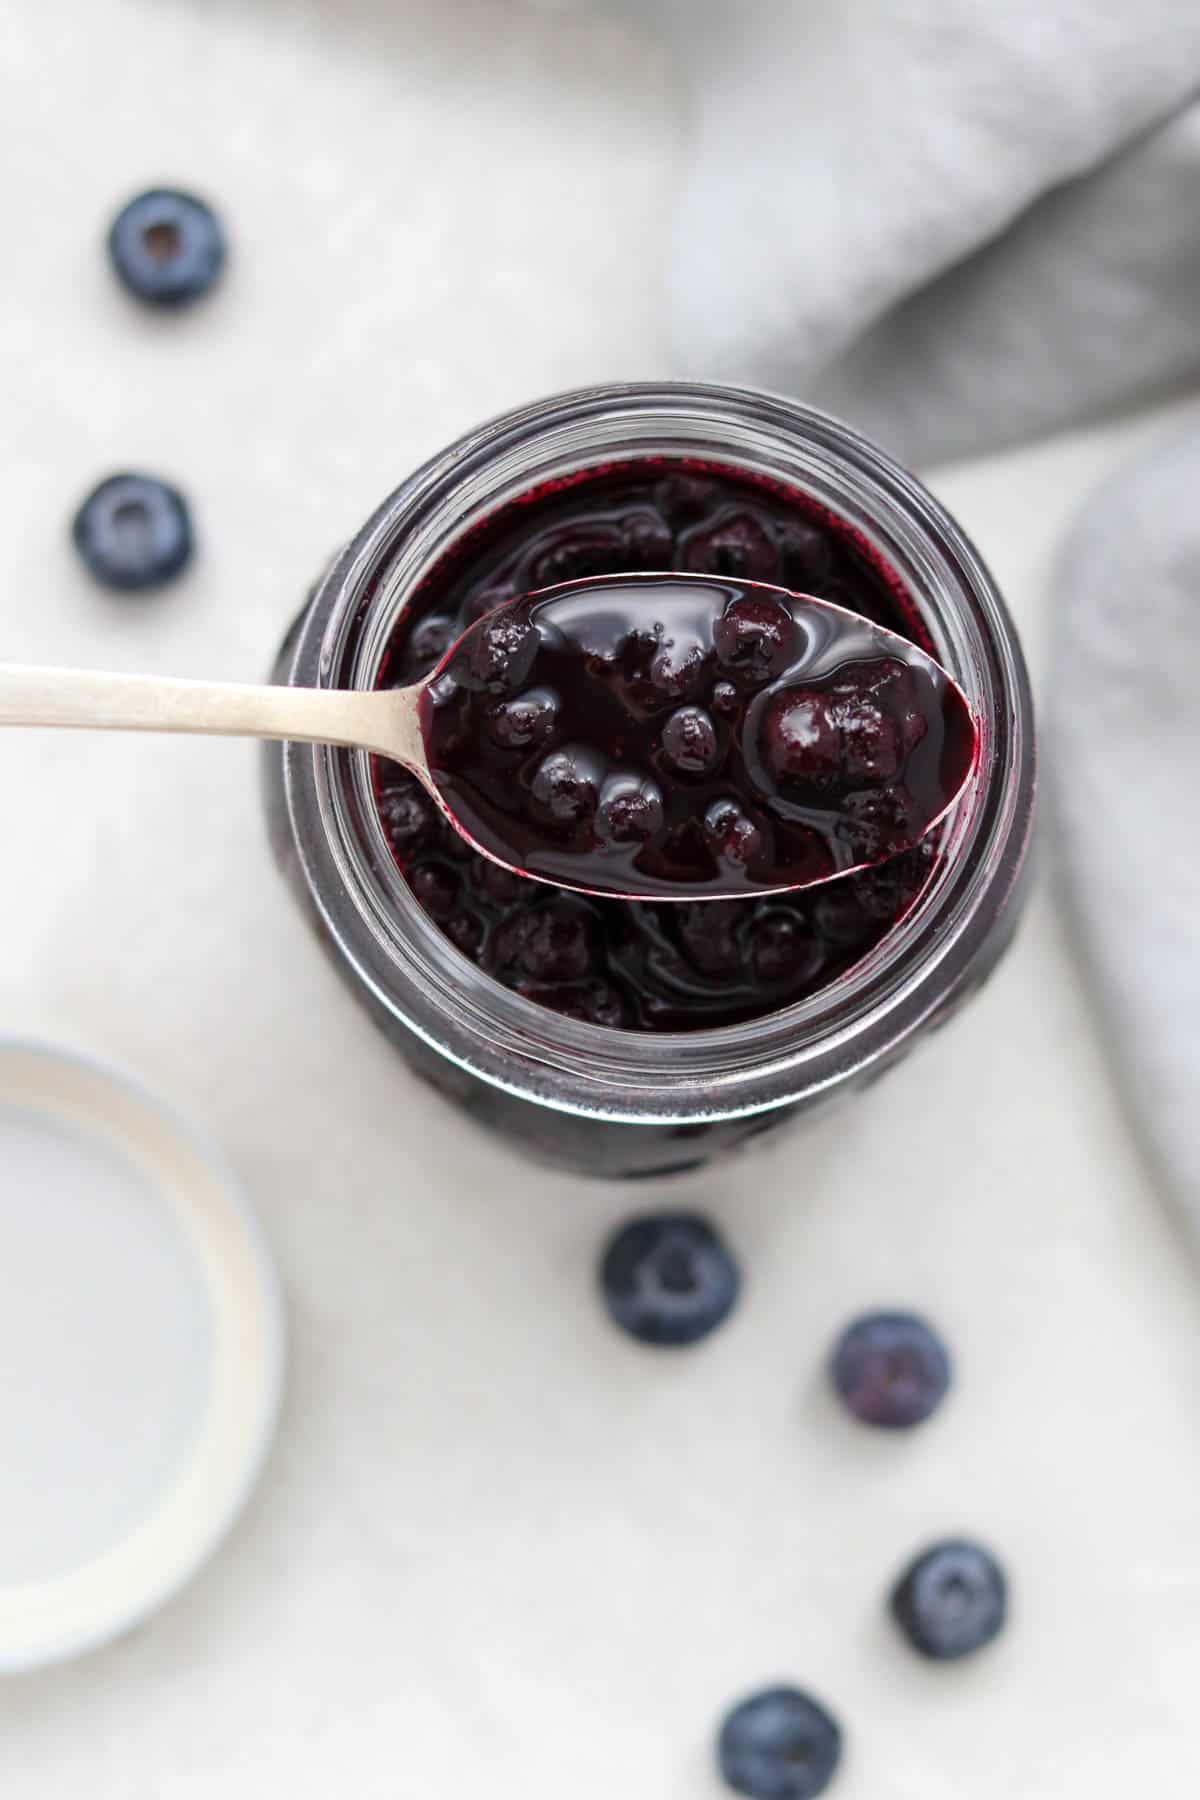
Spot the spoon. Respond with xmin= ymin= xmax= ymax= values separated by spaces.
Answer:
xmin=0 ymin=573 xmax=976 ymax=900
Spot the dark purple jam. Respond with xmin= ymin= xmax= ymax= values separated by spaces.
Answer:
xmin=421 ymin=575 xmax=974 ymax=899
xmin=375 ymin=462 xmax=947 ymax=1033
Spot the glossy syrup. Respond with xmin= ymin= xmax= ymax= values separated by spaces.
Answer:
xmin=375 ymin=461 xmax=945 ymax=1032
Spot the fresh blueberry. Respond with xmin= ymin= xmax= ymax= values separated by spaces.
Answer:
xmin=717 ymin=1686 xmax=843 ymax=1799
xmin=107 ymin=188 xmax=226 ymax=307
xmin=71 ymin=473 xmax=193 ymax=592
xmin=600 ymin=1213 xmax=739 ymax=1348
xmin=890 ymin=1539 xmax=1008 ymax=1660
xmin=829 ymin=1311 xmax=951 ymax=1428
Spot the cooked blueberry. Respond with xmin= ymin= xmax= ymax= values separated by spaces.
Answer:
xmin=717 ymin=1686 xmax=842 ymax=1799
xmin=518 ymin=903 xmax=595 ymax=980
xmin=661 ymin=705 xmax=719 ymax=775
xmin=461 ymin=582 xmax=518 ymax=626
xmin=760 ymin=690 xmax=842 ymax=789
xmin=711 ymin=678 xmax=741 ymax=716
xmin=444 ymin=909 xmax=483 ymax=955
xmin=750 ymin=911 xmax=820 ymax=984
xmin=682 ymin=509 xmax=780 ymax=582
xmin=466 ymin=612 xmax=539 ymax=693
xmin=529 ymin=523 xmax=627 ymax=587
xmin=409 ymin=861 xmax=459 ymax=920
xmin=648 ymin=638 xmax=705 ymax=701
xmin=830 ymin=1311 xmax=951 ymax=1428
xmin=596 ymin=773 xmax=664 ymax=845
xmin=621 ymin=508 xmax=673 ymax=567
xmin=600 ymin=1213 xmax=739 ymax=1347
xmin=107 ymin=188 xmax=226 ymax=307
xmin=487 ymin=686 xmax=560 ymax=750
xmin=713 ymin=594 xmax=795 ymax=684
xmin=71 ymin=473 xmax=193 ymax=592
xmin=776 ymin=521 xmax=833 ymax=589
xmin=405 ymin=613 xmax=457 ymax=675
xmin=470 ymin=853 xmax=524 ymax=906
xmin=378 ymin=774 xmax=437 ymax=854
xmin=655 ymin=473 xmax=716 ymax=523
xmin=530 ymin=747 xmax=600 ymax=825
xmin=704 ymin=799 xmax=762 ymax=867
xmin=890 ymin=1539 xmax=1008 ymax=1660
xmin=677 ymin=900 xmax=742 ymax=974
xmin=585 ymin=983 xmax=627 ymax=1028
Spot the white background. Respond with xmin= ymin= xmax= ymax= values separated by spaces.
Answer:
xmin=3 ymin=1 xmax=1200 ymax=1793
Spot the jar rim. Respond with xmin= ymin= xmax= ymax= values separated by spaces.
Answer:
xmin=280 ymin=382 xmax=1035 ymax=1123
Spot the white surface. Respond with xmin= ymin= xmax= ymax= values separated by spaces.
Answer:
xmin=2 ymin=0 xmax=1200 ymax=1793
xmin=625 ymin=0 xmax=1200 ymax=465
xmin=0 ymin=1044 xmax=283 ymax=1670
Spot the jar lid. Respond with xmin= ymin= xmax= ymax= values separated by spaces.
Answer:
xmin=0 ymin=1041 xmax=284 ymax=1671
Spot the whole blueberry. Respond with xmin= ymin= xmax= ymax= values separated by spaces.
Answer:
xmin=71 ymin=473 xmax=193 ymax=592
xmin=600 ymin=1213 xmax=739 ymax=1348
xmin=107 ymin=188 xmax=226 ymax=306
xmin=890 ymin=1539 xmax=1008 ymax=1660
xmin=829 ymin=1311 xmax=951 ymax=1429
xmin=717 ymin=1686 xmax=843 ymax=1799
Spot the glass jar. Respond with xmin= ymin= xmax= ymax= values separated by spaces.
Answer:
xmin=264 ymin=383 xmax=1034 ymax=1179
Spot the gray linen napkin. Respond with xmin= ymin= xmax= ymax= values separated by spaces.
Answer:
xmin=1052 ymin=433 xmax=1200 ymax=1222
xmin=619 ymin=0 xmax=1200 ymax=466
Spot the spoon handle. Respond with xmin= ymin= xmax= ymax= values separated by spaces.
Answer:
xmin=0 ymin=664 xmax=424 ymax=767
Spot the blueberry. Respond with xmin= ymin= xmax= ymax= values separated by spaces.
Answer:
xmin=466 ymin=612 xmax=539 ymax=694
xmin=776 ymin=521 xmax=833 ymax=590
xmin=890 ymin=1539 xmax=1008 ymax=1660
xmin=661 ymin=705 xmax=719 ymax=775
xmin=487 ymin=686 xmax=560 ymax=750
xmin=682 ymin=510 xmax=780 ymax=583
xmin=379 ymin=773 xmax=437 ymax=855
xmin=405 ymin=613 xmax=457 ymax=677
xmin=713 ymin=594 xmax=795 ymax=685
xmin=470 ymin=854 xmax=524 ymax=906
xmin=750 ymin=911 xmax=820 ymax=985
xmin=530 ymin=747 xmax=600 ymax=825
xmin=677 ymin=900 xmax=742 ymax=974
xmin=107 ymin=188 xmax=226 ymax=307
xmin=596 ymin=772 xmax=665 ymax=845
xmin=409 ymin=861 xmax=460 ymax=921
xmin=704 ymin=799 xmax=762 ymax=867
xmin=829 ymin=1311 xmax=951 ymax=1428
xmin=760 ymin=691 xmax=842 ymax=790
xmin=71 ymin=472 xmax=193 ymax=592
xmin=717 ymin=1686 xmax=842 ymax=1799
xmin=517 ymin=903 xmax=595 ymax=981
xmin=600 ymin=1213 xmax=739 ymax=1347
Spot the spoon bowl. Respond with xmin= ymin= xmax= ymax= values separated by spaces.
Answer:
xmin=0 ymin=574 xmax=976 ymax=901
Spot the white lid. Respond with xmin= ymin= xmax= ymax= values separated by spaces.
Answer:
xmin=0 ymin=1041 xmax=284 ymax=1671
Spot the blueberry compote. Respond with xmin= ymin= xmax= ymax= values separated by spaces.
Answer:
xmin=422 ymin=576 xmax=974 ymax=899
xmin=374 ymin=463 xmax=951 ymax=1033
